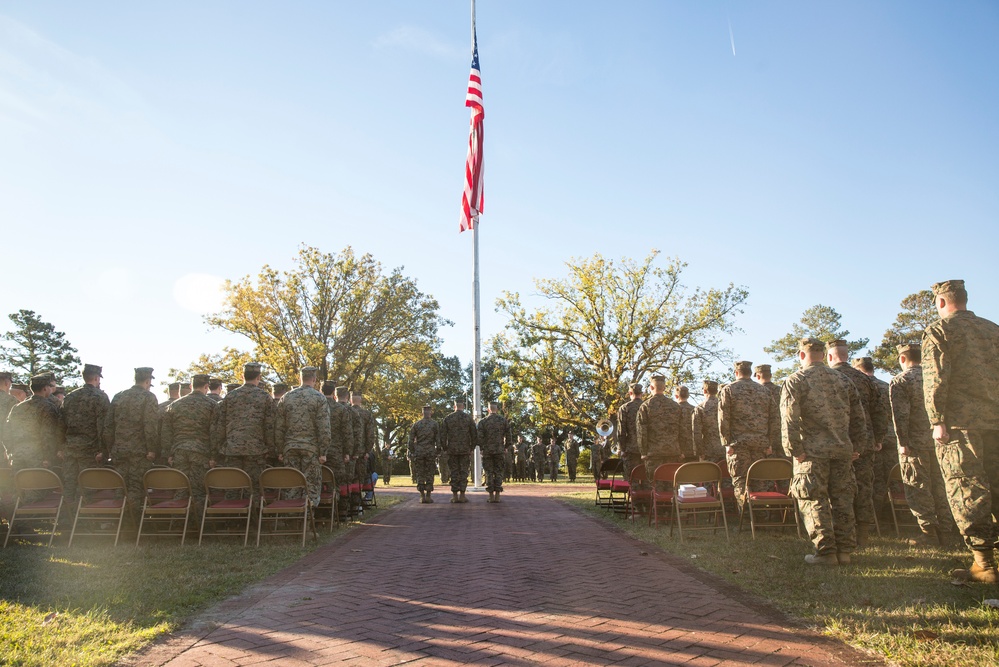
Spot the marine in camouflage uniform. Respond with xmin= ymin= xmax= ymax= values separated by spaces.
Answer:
xmin=161 ymin=374 xmax=216 ymax=509
xmin=755 ymin=365 xmax=787 ymax=460
xmin=637 ymin=374 xmax=692 ymax=481
xmin=617 ymin=383 xmax=645 ymax=481
xmin=532 ymin=439 xmax=546 ymax=482
xmin=59 ymin=364 xmax=110 ymax=502
xmin=889 ymin=343 xmax=955 ymax=545
xmin=409 ymin=406 xmax=440 ymax=502
xmin=782 ymin=338 xmax=865 ymax=565
xmin=921 ymin=280 xmax=999 ymax=582
xmin=441 ymin=397 xmax=477 ymax=501
xmin=827 ymin=340 xmax=886 ymax=546
xmin=351 ymin=392 xmax=377 ymax=485
xmin=0 ymin=371 xmax=19 ymax=464
xmin=853 ymin=356 xmax=899 ymax=518
xmin=105 ymin=367 xmax=160 ymax=517
xmin=515 ymin=436 xmax=529 ymax=481
xmin=719 ymin=361 xmax=779 ymax=512
xmin=478 ymin=402 xmax=511 ymax=501
xmin=207 ymin=378 xmax=224 ymax=403
xmin=565 ymin=437 xmax=580 ymax=482
xmin=5 ymin=372 xmax=63 ymax=471
xmin=210 ymin=362 xmax=276 ymax=494
xmin=674 ymin=385 xmax=695 ymax=463
xmin=320 ymin=382 xmax=350 ymax=485
xmin=276 ymin=367 xmax=331 ymax=506
xmin=691 ymin=380 xmax=724 ymax=464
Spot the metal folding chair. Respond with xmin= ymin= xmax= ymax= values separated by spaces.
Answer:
xmin=69 ymin=468 xmax=127 ymax=546
xmin=4 ymin=468 xmax=64 ymax=547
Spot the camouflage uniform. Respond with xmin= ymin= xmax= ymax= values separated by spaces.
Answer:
xmin=211 ymin=383 xmax=276 ymax=494
xmin=636 ymin=393 xmax=691 ymax=481
xmin=781 ymin=360 xmax=866 ymax=557
xmin=409 ymin=417 xmax=439 ymax=494
xmin=345 ymin=400 xmax=364 ymax=481
xmin=5 ymin=395 xmax=63 ymax=471
xmin=106 ymin=385 xmax=160 ymax=513
xmin=161 ymin=391 xmax=216 ymax=507
xmin=718 ymin=377 xmax=779 ymax=511
xmin=441 ymin=408 xmax=477 ymax=493
xmin=0 ymin=391 xmax=19 ymax=463
xmin=352 ymin=403 xmax=377 ymax=484
xmin=276 ymin=385 xmax=331 ymax=506
xmin=477 ymin=412 xmax=511 ymax=492
xmin=60 ymin=384 xmax=110 ymax=501
xmin=922 ymin=308 xmax=999 ymax=553
xmin=870 ymin=374 xmax=898 ymax=516
xmin=761 ymin=381 xmax=786 ymax=459
xmin=830 ymin=362 xmax=885 ymax=527
xmin=325 ymin=397 xmax=352 ymax=484
xmin=565 ymin=439 xmax=580 ymax=482
xmin=438 ymin=448 xmax=451 ymax=484
xmin=546 ymin=441 xmax=562 ymax=481
xmin=515 ymin=439 xmax=528 ymax=481
xmin=532 ymin=440 xmax=546 ymax=482
xmin=617 ymin=395 xmax=644 ymax=481
xmin=890 ymin=365 xmax=953 ymax=533
xmin=691 ymin=395 xmax=724 ymax=464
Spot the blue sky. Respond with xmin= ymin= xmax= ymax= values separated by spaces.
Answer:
xmin=1 ymin=1 xmax=997 ymax=397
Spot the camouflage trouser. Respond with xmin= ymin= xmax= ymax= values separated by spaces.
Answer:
xmin=283 ymin=448 xmax=321 ymax=507
xmin=438 ymin=454 xmax=450 ymax=484
xmin=852 ymin=451 xmax=876 ymax=526
xmin=448 ymin=452 xmax=470 ymax=493
xmin=645 ymin=455 xmax=678 ymax=489
xmin=567 ymin=455 xmax=578 ymax=482
xmin=936 ymin=429 xmax=999 ymax=552
xmin=526 ymin=460 xmax=536 ymax=481
xmin=792 ymin=457 xmax=857 ymax=556
xmin=872 ymin=444 xmax=897 ymax=516
xmin=622 ymin=451 xmax=643 ymax=483
xmin=483 ymin=452 xmax=505 ymax=492
xmin=172 ymin=449 xmax=209 ymax=506
xmin=516 ymin=460 xmax=526 ymax=481
xmin=900 ymin=448 xmax=953 ymax=532
xmin=726 ymin=447 xmax=769 ymax=512
xmin=224 ymin=454 xmax=269 ymax=495
xmin=412 ymin=456 xmax=436 ymax=493
xmin=113 ymin=453 xmax=154 ymax=519
xmin=62 ymin=451 xmax=102 ymax=503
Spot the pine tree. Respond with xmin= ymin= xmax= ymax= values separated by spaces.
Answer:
xmin=0 ymin=310 xmax=82 ymax=383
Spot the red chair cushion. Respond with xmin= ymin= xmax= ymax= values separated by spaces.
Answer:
xmin=20 ymin=498 xmax=61 ymax=510
xmin=749 ymin=491 xmax=789 ymax=500
xmin=653 ymin=491 xmax=674 ymax=502
xmin=631 ymin=490 xmax=653 ymax=501
xmin=211 ymin=499 xmax=250 ymax=509
xmin=266 ymin=498 xmax=305 ymax=509
xmin=361 ymin=483 xmax=373 ymax=491
xmin=596 ymin=480 xmax=612 ymax=490
xmin=150 ymin=499 xmax=189 ymax=509
xmin=677 ymin=494 xmax=719 ymax=504
xmin=82 ymin=499 xmax=124 ymax=509
xmin=611 ymin=481 xmax=631 ymax=492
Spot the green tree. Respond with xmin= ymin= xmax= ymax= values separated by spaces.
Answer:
xmin=869 ymin=290 xmax=936 ymax=373
xmin=0 ymin=310 xmax=81 ymax=383
xmin=205 ymin=245 xmax=451 ymax=389
xmin=764 ymin=304 xmax=868 ymax=379
xmin=494 ymin=251 xmax=748 ymax=433
xmin=167 ymin=347 xmax=255 ymax=387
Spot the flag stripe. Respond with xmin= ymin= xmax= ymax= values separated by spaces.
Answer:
xmin=460 ymin=32 xmax=483 ymax=232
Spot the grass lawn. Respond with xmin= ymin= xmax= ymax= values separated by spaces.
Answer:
xmin=0 ymin=494 xmax=402 ymax=667
xmin=561 ymin=492 xmax=999 ymax=667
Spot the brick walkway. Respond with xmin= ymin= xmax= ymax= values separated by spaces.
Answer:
xmin=133 ymin=485 xmax=875 ymax=667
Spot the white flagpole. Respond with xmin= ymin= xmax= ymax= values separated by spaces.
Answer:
xmin=470 ymin=0 xmax=484 ymax=492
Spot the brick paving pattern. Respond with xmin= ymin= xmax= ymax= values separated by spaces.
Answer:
xmin=134 ymin=485 xmax=874 ymax=666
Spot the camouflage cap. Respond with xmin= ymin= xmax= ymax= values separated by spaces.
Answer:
xmin=932 ymin=279 xmax=964 ymax=296
xmin=628 ymin=382 xmax=643 ymax=393
xmin=799 ymin=337 xmax=825 ymax=352
xmin=454 ymin=396 xmax=467 ymax=404
xmin=12 ymin=383 xmax=28 ymax=392
xmin=825 ymin=339 xmax=848 ymax=350
xmin=702 ymin=379 xmax=719 ymax=392
xmin=31 ymin=372 xmax=56 ymax=384
xmin=896 ymin=342 xmax=920 ymax=354
xmin=168 ymin=382 xmax=181 ymax=391
xmin=335 ymin=385 xmax=349 ymax=399
xmin=209 ymin=377 xmax=224 ymax=389
xmin=734 ymin=361 xmax=752 ymax=374
xmin=83 ymin=363 xmax=103 ymax=377
xmin=753 ymin=364 xmax=771 ymax=374
xmin=351 ymin=391 xmax=363 ymax=399
xmin=243 ymin=362 xmax=262 ymax=372
xmin=226 ymin=383 xmax=240 ymax=393
xmin=321 ymin=380 xmax=336 ymax=394
xmin=192 ymin=373 xmax=211 ymax=384
xmin=299 ymin=366 xmax=318 ymax=381
xmin=135 ymin=367 xmax=154 ymax=380
xmin=422 ymin=404 xmax=432 ymax=411
xmin=0 ymin=371 xmax=12 ymax=382
xmin=274 ymin=382 xmax=290 ymax=393
xmin=650 ymin=373 xmax=665 ymax=381
xmin=851 ymin=357 xmax=873 ymax=368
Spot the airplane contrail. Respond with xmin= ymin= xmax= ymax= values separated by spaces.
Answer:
xmin=728 ymin=17 xmax=736 ymax=56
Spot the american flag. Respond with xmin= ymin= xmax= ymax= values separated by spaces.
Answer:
xmin=460 ymin=29 xmax=484 ymax=233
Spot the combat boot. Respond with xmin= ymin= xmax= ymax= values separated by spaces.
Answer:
xmin=451 ymin=492 xmax=459 ymax=504
xmin=836 ymin=552 xmax=851 ymax=565
xmin=459 ymin=491 xmax=468 ymax=503
xmin=856 ymin=523 xmax=871 ymax=549
xmin=419 ymin=490 xmax=426 ymax=504
xmin=907 ymin=526 xmax=940 ymax=547
xmin=487 ymin=491 xmax=495 ymax=503
xmin=804 ymin=553 xmax=839 ymax=566
xmin=494 ymin=491 xmax=501 ymax=503
xmin=951 ymin=551 xmax=999 ymax=583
